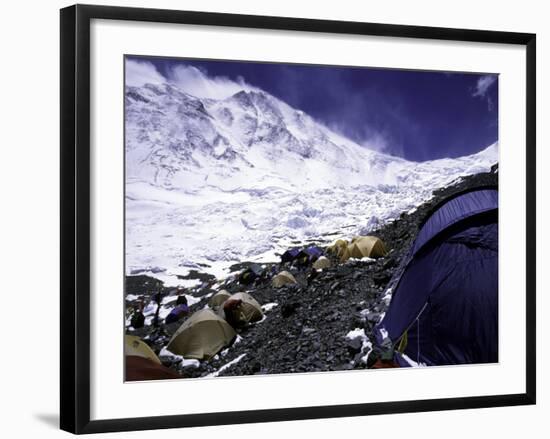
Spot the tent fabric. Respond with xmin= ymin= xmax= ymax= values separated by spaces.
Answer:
xmin=375 ymin=188 xmax=498 ymax=366
xmin=167 ymin=309 xmax=236 ymax=360
xmin=165 ymin=304 xmax=189 ymax=324
xmin=125 ymin=355 xmax=180 ymax=381
xmin=340 ymin=236 xmax=387 ymax=262
xmin=313 ymin=256 xmax=331 ymax=270
xmin=272 ymin=271 xmax=297 ymax=288
xmin=223 ymin=292 xmax=263 ymax=326
xmin=125 ymin=335 xmax=161 ymax=365
xmin=327 ymin=239 xmax=349 ymax=257
xmin=296 ymin=246 xmax=323 ymax=265
xmin=239 ymin=264 xmax=264 ymax=285
xmin=412 ymin=189 xmax=498 ymax=256
xmin=281 ymin=248 xmax=301 ymax=264
xmin=209 ymin=290 xmax=231 ymax=310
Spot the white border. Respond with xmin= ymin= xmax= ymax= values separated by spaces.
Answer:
xmin=90 ymin=19 xmax=526 ymax=421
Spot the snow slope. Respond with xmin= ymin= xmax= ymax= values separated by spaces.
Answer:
xmin=125 ymin=82 xmax=498 ymax=285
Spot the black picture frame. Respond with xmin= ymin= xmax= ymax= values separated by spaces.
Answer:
xmin=60 ymin=4 xmax=536 ymax=434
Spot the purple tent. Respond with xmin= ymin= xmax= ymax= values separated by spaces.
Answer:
xmin=165 ymin=304 xmax=189 ymax=325
xmin=296 ymin=246 xmax=323 ymax=265
xmin=280 ymin=248 xmax=301 ymax=264
xmin=375 ymin=187 xmax=498 ymax=366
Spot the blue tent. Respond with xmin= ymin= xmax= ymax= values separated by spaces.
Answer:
xmin=280 ymin=248 xmax=301 ymax=264
xmin=296 ymin=246 xmax=323 ymax=265
xmin=165 ymin=304 xmax=189 ymax=324
xmin=375 ymin=187 xmax=498 ymax=366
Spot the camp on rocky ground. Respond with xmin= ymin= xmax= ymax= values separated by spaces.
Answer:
xmin=124 ymin=170 xmax=498 ymax=380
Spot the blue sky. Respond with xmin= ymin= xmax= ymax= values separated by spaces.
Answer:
xmin=126 ymin=55 xmax=498 ymax=162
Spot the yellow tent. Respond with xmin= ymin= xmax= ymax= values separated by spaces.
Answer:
xmin=327 ymin=239 xmax=348 ymax=257
xmin=223 ymin=292 xmax=263 ymax=326
xmin=340 ymin=236 xmax=387 ymax=262
xmin=272 ymin=270 xmax=297 ymax=288
xmin=125 ymin=335 xmax=161 ymax=365
xmin=313 ymin=256 xmax=331 ymax=270
xmin=208 ymin=289 xmax=231 ymax=310
xmin=166 ymin=309 xmax=236 ymax=360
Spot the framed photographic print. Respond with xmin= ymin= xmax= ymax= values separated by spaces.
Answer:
xmin=60 ymin=4 xmax=536 ymax=434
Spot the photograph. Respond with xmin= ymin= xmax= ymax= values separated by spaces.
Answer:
xmin=123 ymin=55 xmax=499 ymax=381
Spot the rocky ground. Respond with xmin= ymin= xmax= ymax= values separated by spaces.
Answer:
xmin=125 ymin=170 xmax=497 ymax=378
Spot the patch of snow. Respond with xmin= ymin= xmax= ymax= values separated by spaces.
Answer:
xmin=125 ymin=294 xmax=141 ymax=301
xmin=219 ymin=335 xmax=243 ymax=357
xmin=345 ymin=328 xmax=367 ymax=340
xmin=159 ymin=347 xmax=200 ymax=368
xmin=185 ymin=294 xmax=202 ymax=307
xmin=177 ymin=279 xmax=202 ymax=289
xmin=400 ymin=353 xmax=427 ymax=367
xmin=346 ymin=257 xmax=376 ymax=263
xmin=207 ymin=354 xmax=247 ymax=377
xmin=142 ymin=303 xmax=158 ymax=316
xmin=381 ymin=289 xmax=393 ymax=306
xmin=345 ymin=328 xmax=373 ymax=364
xmin=162 ymin=295 xmax=179 ymax=304
xmin=261 ymin=302 xmax=278 ymax=312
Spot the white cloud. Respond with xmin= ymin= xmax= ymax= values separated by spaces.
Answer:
xmin=327 ymin=121 xmax=398 ymax=157
xmin=168 ymin=65 xmax=257 ymax=100
xmin=472 ymin=74 xmax=497 ymax=111
xmin=125 ymin=60 xmax=259 ymax=100
xmin=125 ymin=59 xmax=165 ymax=87
xmin=472 ymin=75 xmax=497 ymax=98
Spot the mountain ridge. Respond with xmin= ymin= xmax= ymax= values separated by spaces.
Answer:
xmin=125 ymin=81 xmax=498 ymax=285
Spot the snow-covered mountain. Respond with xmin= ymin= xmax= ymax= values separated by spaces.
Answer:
xmin=125 ymin=82 xmax=498 ymax=286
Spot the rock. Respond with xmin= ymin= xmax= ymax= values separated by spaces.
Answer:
xmin=346 ymin=337 xmax=363 ymax=354
xmin=373 ymin=272 xmax=392 ymax=287
xmin=281 ymin=302 xmax=301 ymax=318
xmin=366 ymin=311 xmax=380 ymax=322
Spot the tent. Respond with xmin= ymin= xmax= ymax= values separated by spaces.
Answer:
xmin=313 ymin=256 xmax=331 ymax=270
xmin=126 ymin=356 xmax=180 ymax=381
xmin=166 ymin=309 xmax=236 ymax=360
xmin=272 ymin=270 xmax=297 ymax=288
xmin=239 ymin=263 xmax=264 ymax=285
xmin=374 ymin=187 xmax=498 ymax=366
xmin=280 ymin=247 xmax=301 ymax=264
xmin=125 ymin=335 xmax=161 ymax=365
xmin=296 ymin=246 xmax=323 ymax=266
xmin=327 ymin=239 xmax=348 ymax=257
xmin=340 ymin=236 xmax=387 ymax=262
xmin=165 ymin=303 xmax=189 ymax=324
xmin=222 ymin=292 xmax=263 ymax=326
xmin=208 ymin=289 xmax=231 ymax=310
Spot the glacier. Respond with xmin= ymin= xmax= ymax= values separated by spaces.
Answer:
xmin=125 ymin=82 xmax=498 ymax=286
